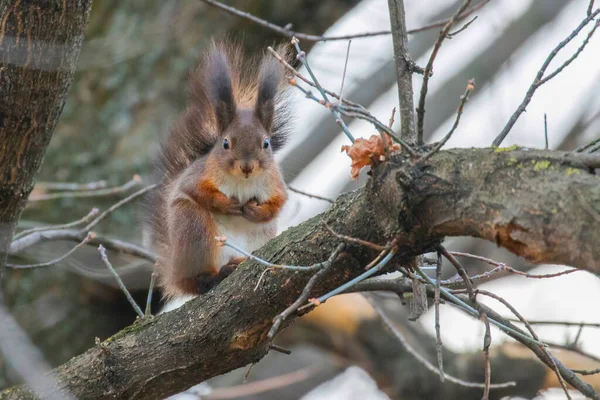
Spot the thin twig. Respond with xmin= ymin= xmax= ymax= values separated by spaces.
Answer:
xmin=506 ymin=319 xmax=600 ymax=328
xmin=447 ymin=16 xmax=478 ymax=38
xmin=364 ymin=294 xmax=516 ymax=389
xmin=268 ymin=244 xmax=345 ymax=340
xmin=493 ymin=10 xmax=600 ymax=147
xmin=145 ymin=268 xmax=157 ymax=317
xmin=302 ymin=247 xmax=396 ymax=310
xmin=448 ymin=251 xmax=582 ymax=280
xmin=338 ymin=40 xmax=352 ymax=105
xmin=544 ymin=113 xmax=549 ymax=150
xmin=419 ymin=79 xmax=474 ymax=163
xmin=98 ymin=245 xmax=144 ymax=319
xmin=467 ymin=289 xmax=572 ymax=399
xmin=287 ymin=185 xmax=334 ymax=203
xmin=324 ymin=222 xmax=387 ymax=251
xmin=85 ymin=184 xmax=157 ymax=231
xmin=416 ymin=0 xmax=473 ymax=144
xmin=268 ymin=344 xmax=292 ymax=355
xmin=434 ymin=251 xmax=444 ymax=382
xmin=589 ymin=0 xmax=596 ymax=17
xmin=28 ymin=176 xmax=141 ymax=202
xmin=34 ymin=180 xmax=107 ymax=191
xmin=7 ymin=232 xmax=94 ymax=270
xmin=480 ymin=310 xmax=492 ymax=400
xmin=575 ymin=137 xmax=600 ymax=153
xmin=291 ymin=39 xmax=355 ymax=142
xmin=13 ymin=208 xmax=99 ymax=240
xmin=269 ymin=46 xmax=417 ymax=156
xmin=573 ymin=367 xmax=600 ymax=376
xmin=217 ymin=237 xmax=327 ymax=272
xmin=200 ymin=0 xmax=489 ymax=43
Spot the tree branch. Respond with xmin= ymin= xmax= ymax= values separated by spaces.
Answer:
xmin=387 ymin=0 xmax=416 ymax=143
xmin=2 ymin=147 xmax=599 ymax=399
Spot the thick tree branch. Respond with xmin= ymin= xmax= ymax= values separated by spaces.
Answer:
xmin=2 ymin=147 xmax=598 ymax=399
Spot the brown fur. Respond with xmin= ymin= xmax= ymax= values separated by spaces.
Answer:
xmin=146 ymin=41 xmax=292 ymax=299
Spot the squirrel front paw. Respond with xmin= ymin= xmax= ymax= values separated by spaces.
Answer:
xmin=214 ymin=195 xmax=242 ymax=216
xmin=242 ymin=199 xmax=274 ymax=223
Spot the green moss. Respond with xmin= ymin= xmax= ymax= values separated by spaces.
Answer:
xmin=104 ymin=319 xmax=149 ymax=343
xmin=507 ymin=157 xmax=518 ymax=166
xmin=533 ymin=160 xmax=551 ymax=171
xmin=567 ymin=168 xmax=581 ymax=176
xmin=552 ymin=208 xmax=558 ymax=214
xmin=494 ymin=144 xmax=520 ymax=153
xmin=517 ymin=163 xmax=523 ymax=169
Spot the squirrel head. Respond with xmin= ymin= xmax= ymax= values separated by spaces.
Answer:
xmin=203 ymin=44 xmax=287 ymax=180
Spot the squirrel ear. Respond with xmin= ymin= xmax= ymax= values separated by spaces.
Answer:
xmin=255 ymin=53 xmax=284 ymax=132
xmin=205 ymin=48 xmax=236 ymax=132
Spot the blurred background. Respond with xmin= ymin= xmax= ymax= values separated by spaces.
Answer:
xmin=2 ymin=0 xmax=600 ymax=399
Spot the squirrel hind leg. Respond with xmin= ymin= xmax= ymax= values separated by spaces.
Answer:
xmin=197 ymin=256 xmax=248 ymax=294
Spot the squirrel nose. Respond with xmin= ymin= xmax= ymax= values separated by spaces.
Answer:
xmin=240 ymin=163 xmax=254 ymax=176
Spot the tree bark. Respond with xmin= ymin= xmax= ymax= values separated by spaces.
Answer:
xmin=1 ymin=147 xmax=598 ymax=399
xmin=0 ymin=0 xmax=93 ymax=276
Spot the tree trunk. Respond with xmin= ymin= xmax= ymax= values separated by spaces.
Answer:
xmin=0 ymin=0 xmax=93 ymax=276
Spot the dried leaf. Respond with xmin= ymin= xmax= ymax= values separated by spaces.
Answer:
xmin=341 ymin=134 xmax=400 ymax=179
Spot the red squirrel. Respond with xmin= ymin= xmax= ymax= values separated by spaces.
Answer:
xmin=147 ymin=42 xmax=291 ymax=299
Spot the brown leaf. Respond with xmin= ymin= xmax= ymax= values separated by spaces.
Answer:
xmin=341 ymin=134 xmax=400 ymax=179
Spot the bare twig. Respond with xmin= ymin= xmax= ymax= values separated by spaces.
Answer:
xmin=268 ymin=244 xmax=345 ymax=340
xmin=290 ymin=39 xmax=355 ymax=142
xmin=417 ymin=0 xmax=473 ymax=144
xmin=419 ymin=79 xmax=474 ymax=163
xmin=575 ymin=136 xmax=600 ymax=153
xmin=493 ymin=11 xmax=600 ymax=146
xmin=34 ymin=180 xmax=107 ymax=191
xmin=84 ymin=184 xmax=158 ymax=231
xmin=589 ymin=0 xmax=596 ymax=17
xmin=506 ymin=319 xmax=600 ymax=328
xmin=13 ymin=208 xmax=99 ymax=240
xmin=448 ymin=251 xmax=582 ymax=280
xmin=145 ymin=268 xmax=157 ymax=317
xmin=447 ymin=16 xmax=478 ymax=38
xmin=544 ymin=113 xmax=549 ymax=150
xmin=468 ymin=289 xmax=572 ymax=399
xmin=287 ymin=185 xmax=334 ymax=203
xmin=302 ymin=247 xmax=396 ymax=310
xmin=200 ymin=0 xmax=490 ymax=43
xmin=573 ymin=367 xmax=600 ymax=376
xmin=7 ymin=232 xmax=94 ymax=269
xmin=268 ymin=46 xmax=417 ymax=155
xmin=434 ymin=251 xmax=444 ymax=382
xmin=480 ymin=311 xmax=491 ymax=400
xmin=338 ymin=40 xmax=352 ymax=105
xmin=364 ymin=294 xmax=516 ymax=389
xmin=324 ymin=222 xmax=387 ymax=251
xmin=387 ymin=0 xmax=416 ymax=143
xmin=28 ymin=176 xmax=141 ymax=202
xmin=98 ymin=245 xmax=144 ymax=319
xmin=268 ymin=344 xmax=292 ymax=355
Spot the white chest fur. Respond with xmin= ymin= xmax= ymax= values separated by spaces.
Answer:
xmin=214 ymin=174 xmax=278 ymax=268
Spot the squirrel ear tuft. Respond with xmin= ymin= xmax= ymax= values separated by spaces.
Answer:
xmin=255 ymin=52 xmax=285 ymax=133
xmin=205 ymin=48 xmax=236 ymax=132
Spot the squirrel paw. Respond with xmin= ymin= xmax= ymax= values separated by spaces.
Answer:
xmin=196 ymin=257 xmax=247 ymax=294
xmin=242 ymin=199 xmax=271 ymax=223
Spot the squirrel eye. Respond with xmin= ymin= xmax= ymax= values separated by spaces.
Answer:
xmin=223 ymin=138 xmax=230 ymax=150
xmin=263 ymin=138 xmax=270 ymax=149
